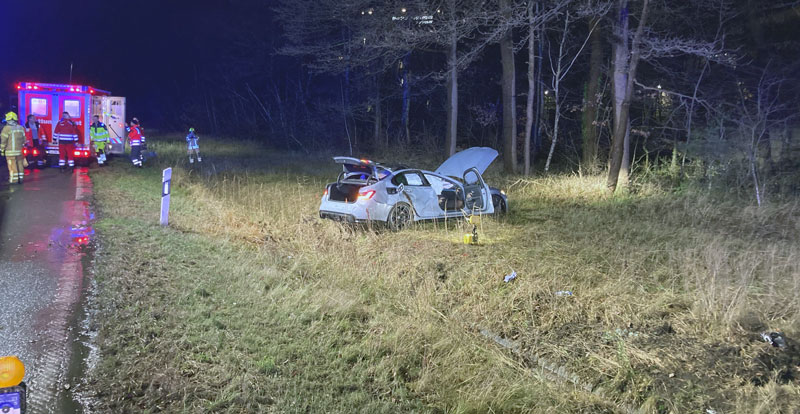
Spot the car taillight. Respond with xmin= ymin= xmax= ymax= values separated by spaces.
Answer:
xmin=357 ymin=190 xmax=375 ymax=201
xmin=323 ymin=188 xmax=328 ymax=197
xmin=74 ymin=150 xmax=81 ymax=156
xmin=32 ymin=149 xmax=39 ymax=156
xmin=84 ymin=151 xmax=89 ymax=157
xmin=23 ymin=148 xmax=28 ymax=156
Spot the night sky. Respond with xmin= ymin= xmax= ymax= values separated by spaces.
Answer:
xmin=0 ymin=0 xmax=245 ymax=126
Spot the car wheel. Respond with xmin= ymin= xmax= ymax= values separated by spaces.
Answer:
xmin=387 ymin=203 xmax=413 ymax=231
xmin=492 ymin=195 xmax=507 ymax=215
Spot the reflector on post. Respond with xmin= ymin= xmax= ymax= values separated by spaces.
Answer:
xmin=161 ymin=168 xmax=172 ymax=226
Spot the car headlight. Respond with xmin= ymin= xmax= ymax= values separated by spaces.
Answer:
xmin=500 ymin=190 xmax=506 ymax=196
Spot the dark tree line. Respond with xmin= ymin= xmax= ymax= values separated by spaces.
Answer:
xmin=165 ymin=0 xmax=800 ymax=196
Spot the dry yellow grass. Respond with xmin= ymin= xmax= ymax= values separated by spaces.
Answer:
xmin=85 ymin=136 xmax=800 ymax=413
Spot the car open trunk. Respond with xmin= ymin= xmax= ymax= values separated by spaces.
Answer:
xmin=327 ymin=183 xmax=364 ymax=203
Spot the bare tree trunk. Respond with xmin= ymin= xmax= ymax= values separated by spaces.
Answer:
xmin=534 ymin=25 xmax=545 ymax=157
xmin=619 ymin=121 xmax=631 ymax=188
xmin=524 ymin=0 xmax=536 ymax=176
xmin=607 ymin=0 xmax=649 ymax=193
xmin=544 ymin=102 xmax=562 ymax=171
xmin=400 ymin=53 xmax=411 ymax=145
xmin=581 ymin=17 xmax=602 ymax=171
xmin=445 ymin=28 xmax=459 ymax=157
xmin=680 ymin=60 xmax=709 ymax=177
xmin=374 ymin=76 xmax=382 ymax=150
xmin=749 ymin=143 xmax=762 ymax=206
xmin=500 ymin=0 xmax=517 ymax=173
xmin=340 ymin=79 xmax=352 ymax=155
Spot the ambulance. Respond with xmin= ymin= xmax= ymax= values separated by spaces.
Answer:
xmin=16 ymin=82 xmax=126 ymax=164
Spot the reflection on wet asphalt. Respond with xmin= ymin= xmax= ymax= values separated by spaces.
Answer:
xmin=0 ymin=167 xmax=93 ymax=414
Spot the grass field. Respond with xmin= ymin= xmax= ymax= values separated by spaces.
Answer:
xmin=83 ymin=135 xmax=800 ymax=413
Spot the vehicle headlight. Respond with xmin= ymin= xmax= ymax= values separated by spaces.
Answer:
xmin=500 ymin=190 xmax=506 ymax=196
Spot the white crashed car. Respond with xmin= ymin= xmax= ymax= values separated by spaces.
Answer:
xmin=319 ymin=147 xmax=508 ymax=230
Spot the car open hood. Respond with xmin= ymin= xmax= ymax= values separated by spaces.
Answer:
xmin=435 ymin=147 xmax=499 ymax=177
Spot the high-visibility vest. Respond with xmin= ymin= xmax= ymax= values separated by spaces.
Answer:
xmin=90 ymin=122 xmax=110 ymax=142
xmin=1 ymin=122 xmax=26 ymax=157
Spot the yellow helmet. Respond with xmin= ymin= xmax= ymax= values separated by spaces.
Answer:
xmin=4 ymin=112 xmax=17 ymax=122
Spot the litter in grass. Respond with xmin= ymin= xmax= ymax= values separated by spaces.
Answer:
xmin=554 ymin=290 xmax=573 ymax=296
xmin=615 ymin=328 xmax=640 ymax=338
xmin=761 ymin=331 xmax=787 ymax=348
xmin=602 ymin=328 xmax=641 ymax=342
xmin=503 ymin=271 xmax=517 ymax=283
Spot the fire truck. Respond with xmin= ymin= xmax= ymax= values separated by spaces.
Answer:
xmin=16 ymin=82 xmax=126 ymax=165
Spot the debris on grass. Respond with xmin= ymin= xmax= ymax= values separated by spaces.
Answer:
xmin=503 ymin=271 xmax=517 ymax=283
xmin=761 ymin=331 xmax=787 ymax=349
xmin=554 ymin=290 xmax=573 ymax=296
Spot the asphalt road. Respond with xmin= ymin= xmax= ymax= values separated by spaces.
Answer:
xmin=0 ymin=166 xmax=94 ymax=413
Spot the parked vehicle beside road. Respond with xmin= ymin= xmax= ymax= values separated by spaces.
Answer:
xmin=319 ymin=147 xmax=508 ymax=230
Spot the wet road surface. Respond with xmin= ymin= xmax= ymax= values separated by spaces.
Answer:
xmin=0 ymin=166 xmax=94 ymax=413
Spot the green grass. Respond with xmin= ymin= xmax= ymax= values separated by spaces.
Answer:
xmin=85 ymin=135 xmax=800 ymax=413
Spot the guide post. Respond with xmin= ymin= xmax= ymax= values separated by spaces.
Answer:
xmin=161 ymin=168 xmax=172 ymax=226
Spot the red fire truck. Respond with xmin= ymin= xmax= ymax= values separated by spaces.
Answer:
xmin=16 ymin=82 xmax=126 ymax=165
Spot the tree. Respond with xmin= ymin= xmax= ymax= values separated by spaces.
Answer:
xmin=393 ymin=0 xmax=512 ymax=157
xmin=499 ymin=0 xmax=519 ymax=173
xmin=543 ymin=3 xmax=606 ymax=172
xmin=581 ymin=15 xmax=604 ymax=171
xmin=606 ymin=0 xmax=649 ymax=193
xmin=727 ymin=66 xmax=797 ymax=205
xmin=522 ymin=0 xmax=567 ymax=175
xmin=605 ymin=0 xmax=728 ymax=192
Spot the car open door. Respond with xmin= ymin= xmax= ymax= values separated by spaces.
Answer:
xmin=462 ymin=167 xmax=493 ymax=214
xmin=394 ymin=171 xmax=441 ymax=218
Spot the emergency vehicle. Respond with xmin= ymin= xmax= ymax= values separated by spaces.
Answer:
xmin=16 ymin=82 xmax=126 ymax=164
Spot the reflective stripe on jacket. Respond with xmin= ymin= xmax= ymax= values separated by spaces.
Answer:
xmin=90 ymin=122 xmax=110 ymax=142
xmin=1 ymin=122 xmax=26 ymax=156
xmin=54 ymin=119 xmax=80 ymax=142
xmin=128 ymin=125 xmax=145 ymax=146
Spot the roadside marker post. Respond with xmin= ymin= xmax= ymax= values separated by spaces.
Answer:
xmin=161 ymin=168 xmax=172 ymax=226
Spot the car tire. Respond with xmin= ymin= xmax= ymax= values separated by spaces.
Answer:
xmin=387 ymin=203 xmax=413 ymax=231
xmin=492 ymin=195 xmax=507 ymax=215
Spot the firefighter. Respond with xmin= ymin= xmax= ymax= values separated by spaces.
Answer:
xmin=53 ymin=111 xmax=80 ymax=171
xmin=127 ymin=117 xmax=145 ymax=167
xmin=90 ymin=115 xmax=110 ymax=165
xmin=24 ymin=114 xmax=47 ymax=167
xmin=1 ymin=112 xmax=26 ymax=184
xmin=186 ymin=127 xmax=201 ymax=163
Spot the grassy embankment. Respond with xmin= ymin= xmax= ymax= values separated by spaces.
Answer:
xmin=84 ymin=135 xmax=800 ymax=413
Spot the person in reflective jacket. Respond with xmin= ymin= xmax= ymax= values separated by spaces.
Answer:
xmin=90 ymin=115 xmax=110 ymax=165
xmin=127 ymin=117 xmax=145 ymax=167
xmin=53 ymin=112 xmax=80 ymax=171
xmin=186 ymin=127 xmax=201 ymax=163
xmin=1 ymin=112 xmax=26 ymax=183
